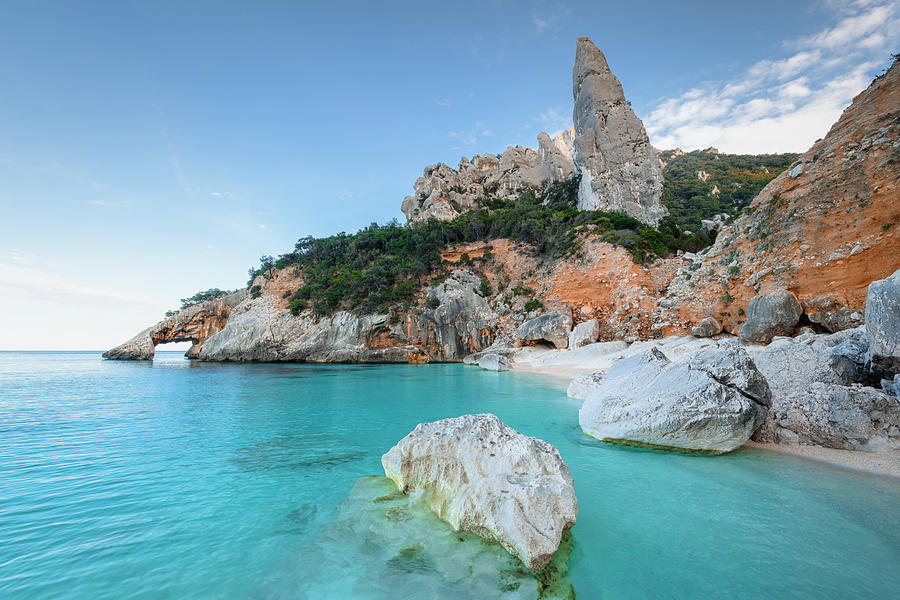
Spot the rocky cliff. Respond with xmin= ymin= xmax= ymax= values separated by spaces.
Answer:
xmin=572 ymin=37 xmax=666 ymax=224
xmin=401 ymin=131 xmax=575 ymax=223
xmin=402 ymin=37 xmax=665 ymax=225
xmin=655 ymin=59 xmax=899 ymax=336
xmin=105 ymin=56 xmax=898 ymax=366
xmin=102 ymin=290 xmax=247 ymax=360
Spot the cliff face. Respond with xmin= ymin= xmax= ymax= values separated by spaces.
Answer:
xmin=656 ymin=60 xmax=900 ymax=336
xmin=572 ymin=37 xmax=666 ymax=225
xmin=402 ymin=37 xmax=666 ymax=225
xmin=401 ymin=131 xmax=575 ymax=223
xmin=102 ymin=290 xmax=247 ymax=360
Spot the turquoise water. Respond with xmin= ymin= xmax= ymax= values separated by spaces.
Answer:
xmin=1 ymin=351 xmax=899 ymax=599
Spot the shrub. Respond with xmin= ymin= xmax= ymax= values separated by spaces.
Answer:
xmin=425 ymin=296 xmax=440 ymax=309
xmin=179 ymin=288 xmax=234 ymax=309
xmin=479 ymin=275 xmax=492 ymax=297
xmin=250 ymin=285 xmax=262 ymax=299
xmin=524 ymin=298 xmax=544 ymax=313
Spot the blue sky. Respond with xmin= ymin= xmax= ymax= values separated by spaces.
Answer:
xmin=1 ymin=0 xmax=897 ymax=350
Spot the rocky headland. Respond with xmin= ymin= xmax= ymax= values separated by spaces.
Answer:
xmin=105 ymin=41 xmax=899 ymax=465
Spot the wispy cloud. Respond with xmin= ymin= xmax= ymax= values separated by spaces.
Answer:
xmin=531 ymin=7 xmax=568 ymax=35
xmin=437 ymin=99 xmax=453 ymax=107
xmin=0 ymin=261 xmax=158 ymax=306
xmin=210 ymin=191 xmax=236 ymax=198
xmin=532 ymin=107 xmax=572 ymax=137
xmin=88 ymin=198 xmax=136 ymax=208
xmin=449 ymin=122 xmax=494 ymax=149
xmin=0 ymin=249 xmax=36 ymax=264
xmin=644 ymin=1 xmax=899 ymax=153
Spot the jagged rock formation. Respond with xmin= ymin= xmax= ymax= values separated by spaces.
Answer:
xmin=659 ymin=60 xmax=899 ymax=336
xmin=402 ymin=37 xmax=666 ymax=225
xmin=572 ymin=37 xmax=666 ymax=224
xmin=102 ymin=290 xmax=247 ymax=360
xmin=382 ymin=414 xmax=578 ymax=573
xmin=865 ymin=268 xmax=900 ymax=375
xmin=516 ymin=310 xmax=573 ymax=349
xmin=401 ymin=130 xmax=575 ymax=223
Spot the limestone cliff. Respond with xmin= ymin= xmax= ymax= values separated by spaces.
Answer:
xmin=401 ymin=130 xmax=575 ymax=223
xmin=102 ymin=290 xmax=247 ymax=360
xmin=572 ymin=37 xmax=666 ymax=224
xmin=105 ymin=58 xmax=898 ymax=364
xmin=402 ymin=37 xmax=666 ymax=225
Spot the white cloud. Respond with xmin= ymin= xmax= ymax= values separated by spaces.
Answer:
xmin=209 ymin=191 xmax=236 ymax=198
xmin=645 ymin=2 xmax=899 ymax=153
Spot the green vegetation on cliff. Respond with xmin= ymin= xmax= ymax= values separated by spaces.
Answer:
xmin=659 ymin=149 xmax=799 ymax=231
xmin=250 ymin=174 xmax=709 ymax=316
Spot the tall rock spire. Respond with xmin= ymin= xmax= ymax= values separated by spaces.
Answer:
xmin=572 ymin=37 xmax=666 ymax=225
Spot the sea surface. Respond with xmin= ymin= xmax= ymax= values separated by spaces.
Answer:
xmin=1 ymin=351 xmax=899 ymax=599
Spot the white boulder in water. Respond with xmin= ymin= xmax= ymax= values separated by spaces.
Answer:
xmin=381 ymin=414 xmax=577 ymax=572
xmin=579 ymin=343 xmax=771 ymax=453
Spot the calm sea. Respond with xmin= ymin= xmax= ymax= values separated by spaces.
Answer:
xmin=1 ymin=351 xmax=898 ymax=598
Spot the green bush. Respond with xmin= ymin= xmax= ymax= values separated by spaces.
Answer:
xmin=479 ymin=275 xmax=492 ymax=297
xmin=524 ymin=298 xmax=544 ymax=313
xmin=425 ymin=296 xmax=440 ymax=309
xmin=179 ymin=288 xmax=234 ymax=309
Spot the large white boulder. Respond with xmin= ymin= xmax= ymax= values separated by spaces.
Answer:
xmin=477 ymin=353 xmax=510 ymax=371
xmin=578 ymin=343 xmax=771 ymax=453
xmin=865 ymin=268 xmax=900 ymax=375
xmin=517 ymin=310 xmax=573 ymax=350
xmin=568 ymin=319 xmax=600 ymax=349
xmin=381 ymin=414 xmax=577 ymax=573
xmin=567 ymin=371 xmax=605 ymax=400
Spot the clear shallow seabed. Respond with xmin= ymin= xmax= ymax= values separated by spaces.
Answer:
xmin=1 ymin=352 xmax=899 ymax=599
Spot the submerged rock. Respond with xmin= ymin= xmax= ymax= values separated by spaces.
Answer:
xmin=478 ymin=354 xmax=511 ymax=371
xmin=281 ymin=476 xmax=571 ymax=599
xmin=738 ymin=291 xmax=803 ymax=343
xmin=517 ymin=310 xmax=573 ymax=350
xmin=382 ymin=414 xmax=577 ymax=573
xmin=578 ymin=343 xmax=771 ymax=453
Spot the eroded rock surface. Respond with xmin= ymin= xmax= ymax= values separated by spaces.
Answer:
xmin=478 ymin=353 xmax=511 ymax=371
xmin=752 ymin=382 xmax=900 ymax=451
xmin=691 ymin=317 xmax=722 ymax=338
xmin=578 ymin=344 xmax=770 ymax=453
xmin=865 ymin=268 xmax=900 ymax=375
xmin=572 ymin=37 xmax=666 ymax=225
xmin=382 ymin=414 xmax=577 ymax=573
xmin=517 ymin=310 xmax=573 ymax=350
xmin=102 ymin=290 xmax=247 ymax=360
xmin=568 ymin=319 xmax=600 ymax=348
xmin=738 ymin=291 xmax=803 ymax=343
xmin=402 ymin=132 xmax=576 ymax=223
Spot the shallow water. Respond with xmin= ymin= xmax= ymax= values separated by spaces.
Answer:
xmin=1 ymin=351 xmax=898 ymax=599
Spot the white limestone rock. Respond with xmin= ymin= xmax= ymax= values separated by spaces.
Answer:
xmin=578 ymin=343 xmax=771 ymax=453
xmin=568 ymin=319 xmax=600 ymax=349
xmin=478 ymin=353 xmax=510 ymax=371
xmin=691 ymin=317 xmax=722 ymax=338
xmin=381 ymin=414 xmax=577 ymax=573
xmin=738 ymin=291 xmax=803 ymax=343
xmin=517 ymin=310 xmax=573 ymax=350
xmin=865 ymin=268 xmax=900 ymax=375
xmin=567 ymin=371 xmax=605 ymax=400
xmin=752 ymin=383 xmax=900 ymax=451
xmin=572 ymin=37 xmax=666 ymax=225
